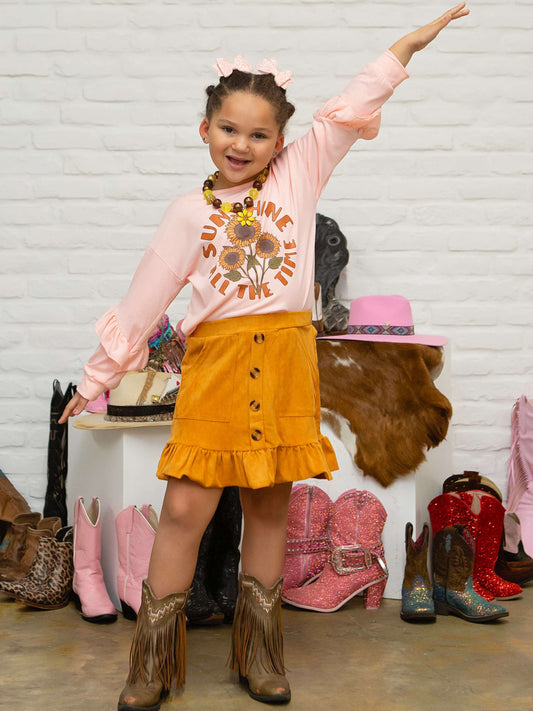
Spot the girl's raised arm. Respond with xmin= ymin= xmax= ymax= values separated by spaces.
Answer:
xmin=389 ymin=3 xmax=469 ymax=67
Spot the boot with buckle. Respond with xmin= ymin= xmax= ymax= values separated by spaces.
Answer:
xmin=118 ymin=580 xmax=189 ymax=711
xmin=230 ymin=573 xmax=290 ymax=704
xmin=282 ymin=489 xmax=388 ymax=612
xmin=282 ymin=484 xmax=331 ymax=594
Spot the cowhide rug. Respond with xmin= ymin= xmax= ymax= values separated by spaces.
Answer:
xmin=317 ymin=339 xmax=452 ymax=487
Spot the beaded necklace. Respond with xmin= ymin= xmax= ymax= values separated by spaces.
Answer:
xmin=202 ymin=165 xmax=269 ymax=214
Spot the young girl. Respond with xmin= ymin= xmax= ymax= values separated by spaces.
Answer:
xmin=60 ymin=5 xmax=469 ymax=708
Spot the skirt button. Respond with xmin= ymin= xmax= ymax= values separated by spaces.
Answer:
xmin=249 ymin=400 xmax=261 ymax=411
xmin=250 ymin=367 xmax=261 ymax=379
xmin=254 ymin=333 xmax=265 ymax=344
xmin=251 ymin=429 xmax=262 ymax=441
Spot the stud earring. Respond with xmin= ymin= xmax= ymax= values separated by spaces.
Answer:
xmin=202 ymin=136 xmax=208 ymax=144
xmin=273 ymin=151 xmax=278 ymax=157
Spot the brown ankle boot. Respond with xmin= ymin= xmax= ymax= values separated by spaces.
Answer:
xmin=230 ymin=573 xmax=291 ymax=704
xmin=118 ymin=580 xmax=189 ymax=711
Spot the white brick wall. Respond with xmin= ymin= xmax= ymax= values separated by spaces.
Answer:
xmin=1 ymin=0 xmax=532 ymax=511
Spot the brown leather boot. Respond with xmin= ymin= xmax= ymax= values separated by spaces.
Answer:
xmin=230 ymin=573 xmax=290 ymax=704
xmin=0 ymin=516 xmax=61 ymax=582
xmin=118 ymin=580 xmax=189 ymax=711
xmin=0 ymin=513 xmax=42 ymax=578
xmin=0 ymin=470 xmax=31 ymax=542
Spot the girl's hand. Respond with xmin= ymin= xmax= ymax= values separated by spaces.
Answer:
xmin=58 ymin=392 xmax=89 ymax=424
xmin=390 ymin=3 xmax=470 ymax=67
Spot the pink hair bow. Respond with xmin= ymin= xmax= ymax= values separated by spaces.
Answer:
xmin=214 ymin=55 xmax=293 ymax=88
xmin=256 ymin=58 xmax=293 ymax=88
xmin=214 ymin=55 xmax=252 ymax=77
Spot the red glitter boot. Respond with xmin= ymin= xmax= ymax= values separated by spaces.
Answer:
xmin=429 ymin=492 xmax=522 ymax=600
xmin=282 ymin=484 xmax=332 ymax=594
xmin=465 ymin=492 xmax=522 ymax=600
xmin=281 ymin=489 xmax=388 ymax=612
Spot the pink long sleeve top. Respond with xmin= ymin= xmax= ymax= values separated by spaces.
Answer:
xmin=78 ymin=50 xmax=408 ymax=401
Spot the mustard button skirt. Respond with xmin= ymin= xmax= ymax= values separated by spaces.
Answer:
xmin=156 ymin=310 xmax=338 ymax=489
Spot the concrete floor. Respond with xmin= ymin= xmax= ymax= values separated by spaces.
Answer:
xmin=2 ymin=589 xmax=532 ymax=711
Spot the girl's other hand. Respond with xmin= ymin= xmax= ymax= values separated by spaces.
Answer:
xmin=58 ymin=392 xmax=89 ymax=424
xmin=409 ymin=3 xmax=469 ymax=53
xmin=390 ymin=3 xmax=469 ymax=66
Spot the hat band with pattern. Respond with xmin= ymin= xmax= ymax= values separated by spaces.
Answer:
xmin=347 ymin=324 xmax=415 ymax=337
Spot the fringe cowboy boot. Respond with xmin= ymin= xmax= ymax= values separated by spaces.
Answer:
xmin=230 ymin=573 xmax=291 ymax=704
xmin=118 ymin=580 xmax=189 ymax=711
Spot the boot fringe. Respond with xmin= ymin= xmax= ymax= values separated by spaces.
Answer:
xmin=127 ymin=581 xmax=188 ymax=692
xmin=229 ymin=574 xmax=284 ymax=677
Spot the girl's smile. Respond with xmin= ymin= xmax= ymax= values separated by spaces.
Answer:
xmin=200 ymin=92 xmax=285 ymax=190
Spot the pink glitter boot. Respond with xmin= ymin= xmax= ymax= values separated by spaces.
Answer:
xmin=282 ymin=484 xmax=332 ymax=594
xmin=281 ymin=489 xmax=388 ymax=612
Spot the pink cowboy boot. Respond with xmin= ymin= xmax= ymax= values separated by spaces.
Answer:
xmin=282 ymin=489 xmax=388 ymax=612
xmin=72 ymin=497 xmax=117 ymax=624
xmin=115 ymin=504 xmax=158 ymax=619
xmin=282 ymin=484 xmax=332 ymax=594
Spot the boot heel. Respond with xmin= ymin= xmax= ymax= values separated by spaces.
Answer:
xmin=121 ymin=599 xmax=137 ymax=620
xmin=433 ymin=599 xmax=450 ymax=616
xmin=363 ymin=577 xmax=387 ymax=610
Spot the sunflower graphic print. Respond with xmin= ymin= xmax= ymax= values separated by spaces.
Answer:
xmin=218 ymin=210 xmax=284 ymax=293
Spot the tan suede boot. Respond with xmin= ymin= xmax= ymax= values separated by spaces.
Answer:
xmin=118 ymin=580 xmax=189 ymax=711
xmin=230 ymin=573 xmax=290 ymax=704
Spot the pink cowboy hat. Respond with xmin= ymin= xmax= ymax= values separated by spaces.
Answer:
xmin=322 ymin=295 xmax=447 ymax=346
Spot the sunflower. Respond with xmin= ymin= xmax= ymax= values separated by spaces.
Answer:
xmin=226 ymin=215 xmax=261 ymax=247
xmin=255 ymin=233 xmax=281 ymax=259
xmin=237 ymin=209 xmax=255 ymax=227
xmin=219 ymin=245 xmax=246 ymax=271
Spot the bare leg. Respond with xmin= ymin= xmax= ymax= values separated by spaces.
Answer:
xmin=148 ymin=476 xmax=223 ymax=598
xmin=239 ymin=482 xmax=293 ymax=587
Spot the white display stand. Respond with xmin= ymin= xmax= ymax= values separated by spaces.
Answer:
xmin=67 ymin=349 xmax=451 ymax=607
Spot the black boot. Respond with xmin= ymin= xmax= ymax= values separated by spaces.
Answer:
xmin=185 ymin=517 xmax=223 ymax=626
xmin=206 ymin=487 xmax=242 ymax=623
xmin=43 ymin=380 xmax=76 ymax=526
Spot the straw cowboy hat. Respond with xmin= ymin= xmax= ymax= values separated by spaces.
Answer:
xmin=320 ymin=295 xmax=447 ymax=347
